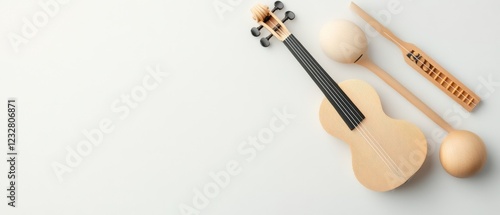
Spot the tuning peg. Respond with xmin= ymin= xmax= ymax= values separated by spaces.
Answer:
xmin=251 ymin=26 xmax=262 ymax=37
xmin=259 ymin=11 xmax=295 ymax=47
xmin=283 ymin=11 xmax=295 ymax=22
xmin=260 ymin=35 xmax=272 ymax=47
xmin=250 ymin=1 xmax=285 ymax=37
xmin=273 ymin=1 xmax=285 ymax=11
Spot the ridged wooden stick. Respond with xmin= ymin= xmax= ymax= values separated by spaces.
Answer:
xmin=350 ymin=2 xmax=480 ymax=112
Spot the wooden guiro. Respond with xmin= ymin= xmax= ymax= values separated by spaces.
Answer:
xmin=319 ymin=20 xmax=486 ymax=178
xmin=350 ymin=2 xmax=480 ymax=112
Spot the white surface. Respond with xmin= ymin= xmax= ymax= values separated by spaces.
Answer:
xmin=0 ymin=0 xmax=499 ymax=214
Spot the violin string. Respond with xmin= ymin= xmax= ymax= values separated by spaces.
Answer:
xmin=264 ymin=14 xmax=404 ymax=177
xmin=287 ymin=35 xmax=405 ymax=178
xmin=286 ymin=34 xmax=405 ymax=178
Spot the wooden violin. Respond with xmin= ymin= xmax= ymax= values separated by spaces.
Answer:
xmin=250 ymin=1 xmax=427 ymax=191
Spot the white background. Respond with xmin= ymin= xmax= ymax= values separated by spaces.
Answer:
xmin=1 ymin=0 xmax=499 ymax=214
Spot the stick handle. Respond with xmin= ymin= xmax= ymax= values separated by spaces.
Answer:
xmin=357 ymin=57 xmax=454 ymax=132
xmin=350 ymin=2 xmax=406 ymax=47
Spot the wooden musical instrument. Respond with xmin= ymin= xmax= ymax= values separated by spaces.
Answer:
xmin=250 ymin=1 xmax=427 ymax=191
xmin=319 ymin=20 xmax=486 ymax=178
xmin=350 ymin=2 xmax=480 ymax=112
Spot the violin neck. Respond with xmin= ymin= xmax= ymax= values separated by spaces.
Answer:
xmin=283 ymin=34 xmax=365 ymax=130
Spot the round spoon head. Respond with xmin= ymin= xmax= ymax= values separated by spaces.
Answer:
xmin=440 ymin=130 xmax=487 ymax=178
xmin=320 ymin=20 xmax=368 ymax=64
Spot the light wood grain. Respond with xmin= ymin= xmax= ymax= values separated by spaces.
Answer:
xmin=440 ymin=130 xmax=487 ymax=177
xmin=356 ymin=57 xmax=454 ymax=132
xmin=319 ymin=79 xmax=427 ymax=191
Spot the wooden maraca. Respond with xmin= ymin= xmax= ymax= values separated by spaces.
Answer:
xmin=319 ymin=20 xmax=486 ymax=178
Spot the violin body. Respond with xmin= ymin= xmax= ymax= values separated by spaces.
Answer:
xmin=249 ymin=2 xmax=428 ymax=191
xmin=319 ymin=79 xmax=427 ymax=191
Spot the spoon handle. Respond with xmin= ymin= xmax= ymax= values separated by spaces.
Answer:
xmin=357 ymin=57 xmax=454 ymax=132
